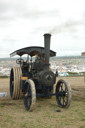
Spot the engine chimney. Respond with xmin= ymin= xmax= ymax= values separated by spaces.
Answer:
xmin=44 ymin=33 xmax=51 ymax=64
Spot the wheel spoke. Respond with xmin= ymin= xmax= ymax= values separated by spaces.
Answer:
xmin=60 ymin=83 xmax=63 ymax=91
xmin=63 ymin=96 xmax=66 ymax=105
xmin=59 ymin=96 xmax=61 ymax=103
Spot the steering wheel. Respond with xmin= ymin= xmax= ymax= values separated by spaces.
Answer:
xmin=16 ymin=58 xmax=24 ymax=64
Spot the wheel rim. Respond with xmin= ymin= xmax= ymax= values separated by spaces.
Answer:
xmin=56 ymin=80 xmax=69 ymax=107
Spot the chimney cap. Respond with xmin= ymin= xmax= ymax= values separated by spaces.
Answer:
xmin=43 ymin=33 xmax=51 ymax=36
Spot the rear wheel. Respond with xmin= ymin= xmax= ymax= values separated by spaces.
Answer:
xmin=10 ymin=67 xmax=22 ymax=99
xmin=56 ymin=79 xmax=72 ymax=108
xmin=23 ymin=79 xmax=36 ymax=111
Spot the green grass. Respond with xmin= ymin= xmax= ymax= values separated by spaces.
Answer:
xmin=0 ymin=104 xmax=4 ymax=108
xmin=0 ymin=76 xmax=8 ymax=78
xmin=0 ymin=94 xmax=85 ymax=128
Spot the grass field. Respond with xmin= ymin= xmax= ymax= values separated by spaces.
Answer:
xmin=0 ymin=77 xmax=85 ymax=128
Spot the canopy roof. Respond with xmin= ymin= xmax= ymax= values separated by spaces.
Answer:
xmin=10 ymin=46 xmax=56 ymax=57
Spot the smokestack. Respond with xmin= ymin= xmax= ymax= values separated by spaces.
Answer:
xmin=44 ymin=33 xmax=51 ymax=64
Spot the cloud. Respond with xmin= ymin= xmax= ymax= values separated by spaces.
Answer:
xmin=3 ymin=38 xmax=18 ymax=44
xmin=0 ymin=0 xmax=85 ymax=57
xmin=0 ymin=0 xmax=59 ymax=22
xmin=0 ymin=0 xmax=29 ymax=21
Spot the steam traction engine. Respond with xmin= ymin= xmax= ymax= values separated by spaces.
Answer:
xmin=10 ymin=34 xmax=72 ymax=111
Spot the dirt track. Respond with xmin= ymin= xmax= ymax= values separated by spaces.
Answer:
xmin=0 ymin=76 xmax=85 ymax=98
xmin=0 ymin=76 xmax=85 ymax=92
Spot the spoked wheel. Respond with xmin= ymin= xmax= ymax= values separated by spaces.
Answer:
xmin=10 ymin=67 xmax=22 ymax=99
xmin=23 ymin=79 xmax=36 ymax=111
xmin=56 ymin=79 xmax=72 ymax=108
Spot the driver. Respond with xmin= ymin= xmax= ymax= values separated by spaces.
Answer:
xmin=35 ymin=54 xmax=40 ymax=63
xmin=32 ymin=54 xmax=44 ymax=70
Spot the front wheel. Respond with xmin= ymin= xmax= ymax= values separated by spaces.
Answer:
xmin=56 ymin=79 xmax=72 ymax=108
xmin=23 ymin=79 xmax=36 ymax=111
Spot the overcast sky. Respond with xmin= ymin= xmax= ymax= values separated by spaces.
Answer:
xmin=0 ymin=0 xmax=85 ymax=57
